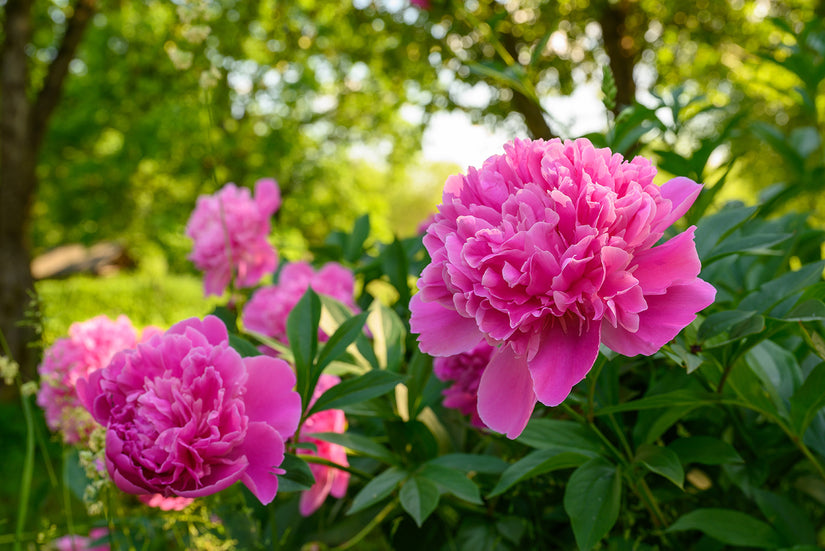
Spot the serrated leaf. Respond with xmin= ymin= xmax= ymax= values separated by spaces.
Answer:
xmin=563 ymin=457 xmax=622 ymax=551
xmin=489 ymin=450 xmax=588 ymax=497
xmin=668 ymin=436 xmax=743 ymax=466
xmin=278 ymin=453 xmax=315 ymax=493
xmin=418 ymin=463 xmax=482 ymax=504
xmin=428 ymin=453 xmax=508 ymax=474
xmin=400 ymin=475 xmax=441 ymax=527
xmin=308 ymin=369 xmax=403 ymax=416
xmin=348 ymin=467 xmax=407 ymax=515
xmin=667 ymin=508 xmax=781 ymax=548
xmin=516 ymin=418 xmax=603 ymax=455
xmin=634 ymin=444 xmax=684 ymax=489
xmin=310 ymin=431 xmax=398 ymax=466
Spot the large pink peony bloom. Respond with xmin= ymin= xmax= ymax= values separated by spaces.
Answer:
xmin=297 ymin=374 xmax=350 ymax=516
xmin=77 ymin=316 xmax=301 ymax=505
xmin=242 ymin=261 xmax=358 ymax=347
xmin=433 ymin=341 xmax=495 ymax=429
xmin=52 ymin=528 xmax=109 ymax=551
xmin=185 ymin=178 xmax=281 ymax=296
xmin=410 ymin=138 xmax=716 ymax=438
xmin=37 ymin=315 xmax=139 ymax=444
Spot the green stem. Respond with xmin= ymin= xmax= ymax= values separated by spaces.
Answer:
xmin=333 ymin=497 xmax=397 ymax=551
xmin=561 ymin=403 xmax=627 ymax=465
xmin=15 ymin=384 xmax=35 ymax=551
xmin=298 ymin=454 xmax=372 ymax=480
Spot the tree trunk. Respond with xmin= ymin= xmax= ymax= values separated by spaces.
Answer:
xmin=599 ymin=2 xmax=639 ymax=113
xmin=0 ymin=0 xmax=96 ymax=395
xmin=1 ymin=0 xmax=38 ymax=388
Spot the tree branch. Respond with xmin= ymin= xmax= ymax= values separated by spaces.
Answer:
xmin=30 ymin=0 xmax=97 ymax=150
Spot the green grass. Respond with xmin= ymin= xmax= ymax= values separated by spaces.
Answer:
xmin=36 ymin=271 xmax=220 ymax=345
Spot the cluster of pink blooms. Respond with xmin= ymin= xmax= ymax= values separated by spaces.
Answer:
xmin=242 ymin=261 xmax=359 ymax=346
xmin=37 ymin=315 xmax=139 ymax=444
xmin=51 ymin=528 xmax=109 ymax=551
xmin=77 ymin=316 xmax=302 ymax=505
xmin=432 ymin=341 xmax=495 ymax=428
xmin=411 ymin=137 xmax=716 ymax=438
xmin=185 ymin=178 xmax=281 ymax=296
xmin=297 ymin=374 xmax=351 ymax=516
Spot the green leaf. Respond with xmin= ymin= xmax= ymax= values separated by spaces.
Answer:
xmin=278 ymin=453 xmax=316 ymax=493
xmin=381 ymin=238 xmax=411 ymax=307
xmin=308 ymin=369 xmax=403 ymax=416
xmin=315 ymin=311 xmax=370 ymax=373
xmin=753 ymin=489 xmax=817 ymax=546
xmin=489 ymin=450 xmax=589 ymax=497
xmin=405 ymin=350 xmax=433 ymax=419
xmin=668 ymin=436 xmax=743 ymax=466
xmin=428 ymin=453 xmax=508 ymax=474
xmin=367 ymin=301 xmax=405 ymax=372
xmin=739 ymin=260 xmax=825 ymax=318
xmin=400 ymin=475 xmax=441 ymax=527
xmin=345 ymin=214 xmax=370 ymax=263
xmin=348 ymin=467 xmax=407 ymax=515
xmin=286 ymin=288 xmax=322 ymax=406
xmin=418 ymin=463 xmax=482 ymax=504
xmin=563 ymin=457 xmax=622 ymax=551
xmin=595 ymin=389 xmax=720 ymax=416
xmin=790 ymin=362 xmax=825 ymax=435
xmin=634 ymin=444 xmax=684 ymax=489
xmin=667 ymin=508 xmax=782 ymax=548
xmin=310 ymin=431 xmax=398 ymax=466
xmin=703 ymin=232 xmax=793 ymax=264
xmin=694 ymin=204 xmax=757 ymax=260
xmin=516 ymin=418 xmax=603 ymax=455
xmin=782 ymin=299 xmax=825 ymax=322
xmin=228 ymin=333 xmax=262 ymax=358
xmin=63 ymin=448 xmax=91 ymax=502
xmin=699 ymin=310 xmax=759 ymax=341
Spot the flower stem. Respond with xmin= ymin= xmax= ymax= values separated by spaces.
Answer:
xmin=14 ymin=380 xmax=35 ymax=551
xmin=298 ymin=454 xmax=372 ymax=480
xmin=333 ymin=497 xmax=397 ymax=550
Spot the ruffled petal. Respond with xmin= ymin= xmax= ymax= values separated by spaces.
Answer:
xmin=239 ymin=422 xmax=286 ymax=505
xmin=655 ymin=177 xmax=702 ymax=231
xmin=633 ymin=227 xmax=701 ymax=295
xmin=254 ymin=178 xmax=281 ymax=215
xmin=601 ymin=279 xmax=716 ymax=356
xmin=409 ymin=294 xmax=484 ymax=356
xmin=476 ymin=345 xmax=536 ymax=439
xmin=528 ymin=320 xmax=601 ymax=407
xmin=243 ymin=356 xmax=301 ymax=439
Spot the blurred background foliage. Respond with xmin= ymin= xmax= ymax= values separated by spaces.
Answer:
xmin=16 ymin=0 xmax=825 ymax=277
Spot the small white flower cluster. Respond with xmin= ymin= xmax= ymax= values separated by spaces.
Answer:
xmin=0 ymin=355 xmax=19 ymax=385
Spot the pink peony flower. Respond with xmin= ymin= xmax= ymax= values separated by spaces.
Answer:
xmin=185 ymin=178 xmax=281 ymax=296
xmin=433 ymin=341 xmax=495 ymax=429
xmin=242 ymin=261 xmax=358 ymax=347
xmin=410 ymin=138 xmax=716 ymax=438
xmin=37 ymin=315 xmax=139 ymax=444
xmin=411 ymin=0 xmax=430 ymax=8
xmin=77 ymin=316 xmax=302 ymax=505
xmin=297 ymin=374 xmax=350 ymax=516
xmin=52 ymin=527 xmax=109 ymax=551
xmin=138 ymin=493 xmax=194 ymax=511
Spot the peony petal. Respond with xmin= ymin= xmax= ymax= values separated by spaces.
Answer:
xmin=476 ymin=345 xmax=536 ymax=439
xmin=633 ymin=227 xmax=701 ymax=295
xmin=655 ymin=177 xmax=702 ymax=231
xmin=409 ymin=294 xmax=484 ymax=356
xmin=254 ymin=178 xmax=281 ymax=215
xmin=239 ymin=421 xmax=286 ymax=505
xmin=176 ymin=460 xmax=249 ymax=498
xmin=243 ymin=355 xmax=301 ymax=439
xmin=601 ymin=279 xmax=716 ymax=356
xmin=299 ymin=466 xmax=333 ymax=516
xmin=528 ymin=320 xmax=601 ymax=407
